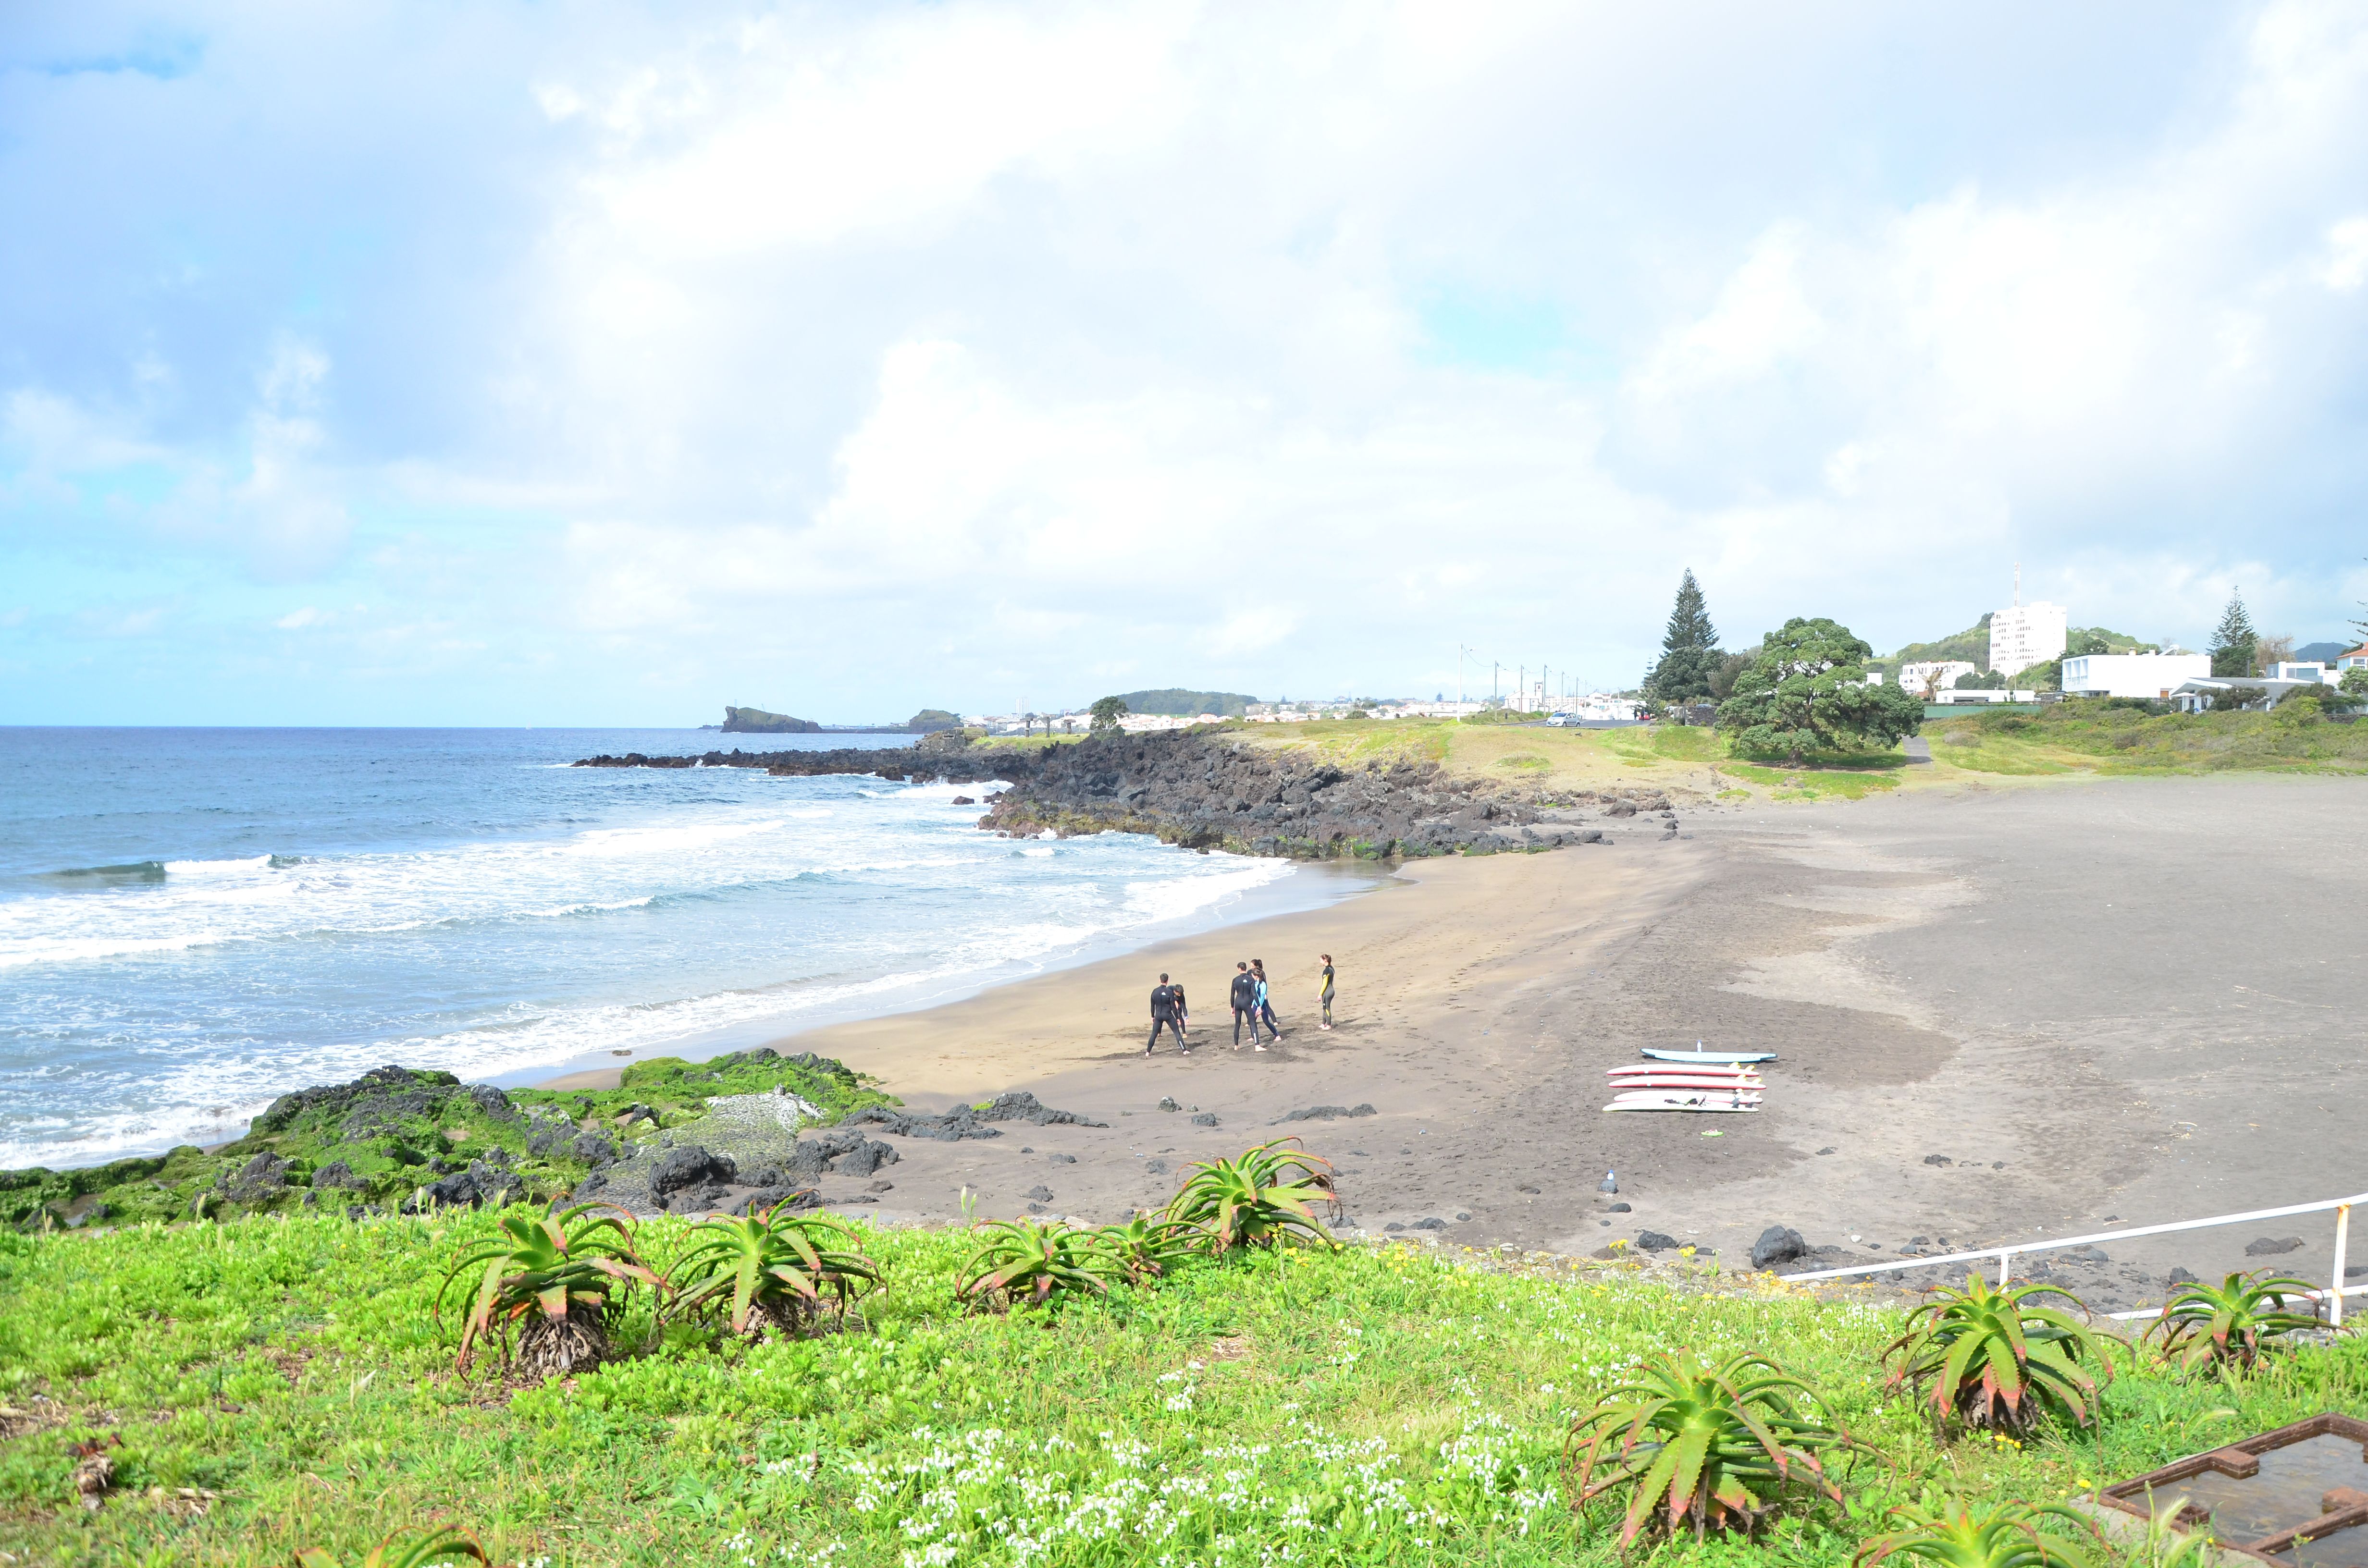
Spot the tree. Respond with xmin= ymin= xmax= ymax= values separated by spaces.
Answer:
xmin=2209 ymin=590 xmax=2258 ymax=678
xmin=1717 ymin=617 xmax=1926 ymax=765
xmin=1642 ymin=569 xmax=1723 ymax=707
xmin=2340 ymin=667 xmax=2368 ymax=699
xmin=1707 ymin=651 xmax=1752 ymax=701
xmin=1088 ymin=696 xmax=1129 ymax=734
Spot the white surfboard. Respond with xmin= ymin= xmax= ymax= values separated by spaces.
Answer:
xmin=1604 ymin=1094 xmax=1761 ymax=1113
xmin=1607 ymin=1075 xmax=1766 ymax=1091
xmin=1640 ymin=1047 xmax=1777 ymax=1065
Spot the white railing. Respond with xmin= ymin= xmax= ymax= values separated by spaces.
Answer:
xmin=1779 ymin=1190 xmax=2364 ymax=1325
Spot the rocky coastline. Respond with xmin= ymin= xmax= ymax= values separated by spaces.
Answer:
xmin=574 ymin=731 xmax=1680 ymax=858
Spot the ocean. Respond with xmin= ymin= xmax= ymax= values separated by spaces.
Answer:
xmin=0 ymin=728 xmax=1369 ymax=1171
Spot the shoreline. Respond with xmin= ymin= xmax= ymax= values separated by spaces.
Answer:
xmin=0 ymin=847 xmax=1389 ymax=1174
xmin=571 ymin=775 xmax=2368 ymax=1311
xmin=501 ymin=854 xmax=1388 ymax=1096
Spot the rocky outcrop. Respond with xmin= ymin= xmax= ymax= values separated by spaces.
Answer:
xmin=977 ymin=733 xmax=1646 ymax=859
xmin=721 ymin=706 xmax=820 ymax=733
xmin=844 ymin=1090 xmax=1107 ymax=1141
xmin=573 ymin=732 xmax=1676 ymax=860
xmin=573 ymin=745 xmax=1008 ymax=784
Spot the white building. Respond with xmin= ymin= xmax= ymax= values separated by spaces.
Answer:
xmin=2268 ymin=662 xmax=2330 ymax=684
xmin=2060 ymin=652 xmax=2211 ymax=700
xmin=2340 ymin=645 xmax=2368 ymax=674
xmin=1898 ymin=660 xmax=1978 ymax=697
xmin=1989 ymin=580 xmax=2067 ymax=679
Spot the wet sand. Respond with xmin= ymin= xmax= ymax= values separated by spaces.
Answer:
xmin=570 ymin=776 xmax=2368 ymax=1309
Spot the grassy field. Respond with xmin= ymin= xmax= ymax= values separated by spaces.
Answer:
xmin=1923 ymin=698 xmax=2368 ymax=778
xmin=2 ymin=1211 xmax=2360 ymax=1566
xmin=984 ymin=721 xmax=1911 ymax=804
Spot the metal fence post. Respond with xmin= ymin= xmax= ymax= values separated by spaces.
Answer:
xmin=2334 ymin=1203 xmax=2352 ymax=1328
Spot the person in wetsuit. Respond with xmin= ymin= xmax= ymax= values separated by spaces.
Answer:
xmin=1254 ymin=959 xmax=1282 ymax=1039
xmin=1229 ymin=962 xmax=1263 ymax=1049
xmin=1147 ymin=972 xmax=1187 ymax=1055
xmin=1318 ymin=953 xmax=1335 ymax=1029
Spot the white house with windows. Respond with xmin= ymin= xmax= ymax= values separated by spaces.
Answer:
xmin=2060 ymin=652 xmax=2210 ymax=699
xmin=2340 ymin=645 xmax=2368 ymax=674
xmin=1898 ymin=660 xmax=1977 ymax=697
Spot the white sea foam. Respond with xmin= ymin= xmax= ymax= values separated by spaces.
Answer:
xmin=3 ymin=761 xmax=1329 ymax=1168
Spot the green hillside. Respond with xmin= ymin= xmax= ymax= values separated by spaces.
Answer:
xmin=1883 ymin=615 xmax=1991 ymax=671
xmin=1107 ymin=688 xmax=1259 ymax=717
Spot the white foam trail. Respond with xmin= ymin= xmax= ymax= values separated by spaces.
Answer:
xmin=4 ymin=764 xmax=1330 ymax=1167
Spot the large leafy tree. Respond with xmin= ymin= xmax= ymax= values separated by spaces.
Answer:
xmin=1718 ymin=618 xmax=1925 ymax=764
xmin=1088 ymin=695 xmax=1129 ymax=734
xmin=1643 ymin=569 xmax=1723 ymax=706
xmin=2209 ymin=590 xmax=2257 ymax=677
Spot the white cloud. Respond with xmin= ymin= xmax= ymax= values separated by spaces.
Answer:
xmin=2322 ymin=216 xmax=2368 ymax=291
xmin=8 ymin=0 xmax=2368 ymax=721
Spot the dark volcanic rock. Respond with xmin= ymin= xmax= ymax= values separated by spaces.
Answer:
xmin=1274 ymin=1104 xmax=1377 ymax=1124
xmin=1636 ymin=1231 xmax=1680 ymax=1251
xmin=1750 ymin=1225 xmax=1810 ymax=1270
xmin=220 ymin=1152 xmax=292 ymax=1204
xmin=572 ymin=732 xmax=1669 ymax=860
xmin=311 ymin=1160 xmax=366 ymax=1191
xmin=2245 ymin=1236 xmax=2306 ymax=1256
xmin=651 ymin=1145 xmax=736 ymax=1200
xmin=846 ymin=1090 xmax=1106 ymax=1141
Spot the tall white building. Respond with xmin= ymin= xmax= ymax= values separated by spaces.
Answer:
xmin=1989 ymin=565 xmax=2066 ymax=678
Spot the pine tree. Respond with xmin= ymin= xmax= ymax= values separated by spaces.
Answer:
xmin=2208 ymin=589 xmax=2257 ymax=678
xmin=1643 ymin=570 xmax=1723 ymax=706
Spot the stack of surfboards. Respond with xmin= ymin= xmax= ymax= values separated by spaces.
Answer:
xmin=1604 ymin=1045 xmax=1775 ymax=1113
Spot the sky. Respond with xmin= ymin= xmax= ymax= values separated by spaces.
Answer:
xmin=3 ymin=1 xmax=2367 ymax=725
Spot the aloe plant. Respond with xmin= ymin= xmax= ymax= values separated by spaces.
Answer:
xmin=665 ymin=1200 xmax=879 ymax=1337
xmin=1567 ymin=1349 xmax=1849 ymax=1545
xmin=1854 ymin=1494 xmax=2101 ymax=1568
xmin=955 ymin=1218 xmax=1110 ymax=1308
xmin=436 ymin=1202 xmax=660 ymax=1376
xmin=1883 ymin=1275 xmax=2114 ymax=1434
xmin=292 ymin=1525 xmax=489 ymax=1568
xmin=1094 ymin=1211 xmax=1198 ymax=1286
xmin=2146 ymin=1270 xmax=2326 ymax=1374
xmin=1165 ymin=1139 xmax=1339 ymax=1251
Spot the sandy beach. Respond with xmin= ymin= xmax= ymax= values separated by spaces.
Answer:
xmin=541 ymin=775 xmax=2368 ymax=1307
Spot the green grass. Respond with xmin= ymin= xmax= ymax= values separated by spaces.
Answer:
xmin=1715 ymin=759 xmax=1905 ymax=801
xmin=1928 ymin=698 xmax=2368 ymax=777
xmin=2 ymin=1215 xmax=2361 ymax=1566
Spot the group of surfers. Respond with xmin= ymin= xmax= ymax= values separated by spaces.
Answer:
xmin=1144 ymin=955 xmax=1334 ymax=1055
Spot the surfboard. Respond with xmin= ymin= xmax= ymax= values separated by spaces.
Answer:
xmin=1640 ymin=1047 xmax=1777 ymax=1065
xmin=1608 ymin=1063 xmax=1762 ymax=1078
xmin=1604 ymin=1095 xmax=1761 ymax=1113
xmin=1608 ymin=1087 xmax=1761 ymax=1102
xmin=1607 ymin=1075 xmax=1766 ymax=1091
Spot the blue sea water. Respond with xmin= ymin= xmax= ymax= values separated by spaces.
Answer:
xmin=0 ymin=728 xmax=1366 ymax=1170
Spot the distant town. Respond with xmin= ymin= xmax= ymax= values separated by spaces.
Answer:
xmin=716 ymin=568 xmax=2368 ymax=738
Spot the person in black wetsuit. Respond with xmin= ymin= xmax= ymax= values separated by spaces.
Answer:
xmin=1147 ymin=972 xmax=1187 ymax=1055
xmin=1253 ymin=958 xmax=1282 ymax=1039
xmin=1229 ymin=961 xmax=1263 ymax=1050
